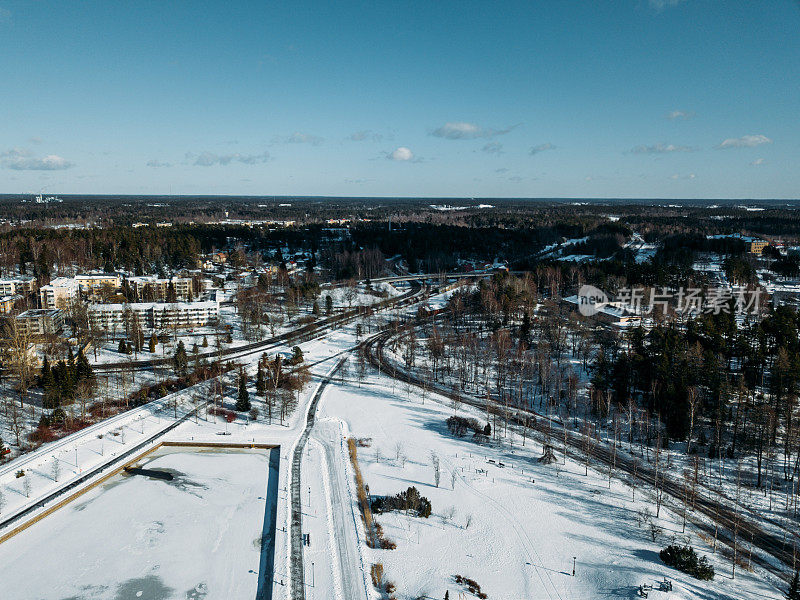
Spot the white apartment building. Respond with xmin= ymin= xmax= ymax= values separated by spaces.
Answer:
xmin=14 ymin=309 xmax=65 ymax=337
xmin=0 ymin=276 xmax=37 ymax=297
xmin=39 ymin=277 xmax=79 ymax=309
xmin=87 ymin=300 xmax=219 ymax=331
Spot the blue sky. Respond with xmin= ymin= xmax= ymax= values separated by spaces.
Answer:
xmin=1 ymin=0 xmax=798 ymax=198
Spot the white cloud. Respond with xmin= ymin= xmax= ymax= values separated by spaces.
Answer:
xmin=750 ymin=157 xmax=765 ymax=166
xmin=649 ymin=0 xmax=687 ymax=10
xmin=1 ymin=148 xmax=73 ymax=170
xmin=388 ymin=147 xmax=414 ymax=161
xmin=431 ymin=121 xmax=517 ymax=140
xmin=665 ymin=110 xmax=694 ymax=120
xmin=630 ymin=142 xmax=694 ymax=154
xmin=481 ymin=142 xmax=503 ymax=154
xmin=529 ymin=142 xmax=556 ymax=155
xmin=717 ymin=134 xmax=772 ymax=149
xmin=271 ymin=132 xmax=324 ymax=145
xmin=146 ymin=159 xmax=172 ymax=168
xmin=188 ymin=151 xmax=270 ymax=166
xmin=669 ymin=173 xmax=696 ymax=180
xmin=349 ymin=130 xmax=383 ymax=142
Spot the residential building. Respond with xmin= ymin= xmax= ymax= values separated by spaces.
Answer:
xmin=747 ymin=238 xmax=769 ymax=255
xmin=562 ymin=295 xmax=642 ymax=327
xmin=87 ymin=300 xmax=219 ymax=331
xmin=706 ymin=233 xmax=769 ymax=255
xmin=126 ymin=276 xmax=198 ymax=302
xmin=74 ymin=273 xmax=122 ymax=294
xmin=0 ymin=276 xmax=37 ymax=297
xmin=40 ymin=277 xmax=79 ymax=309
xmin=0 ymin=294 xmax=21 ymax=314
xmin=14 ymin=309 xmax=65 ymax=337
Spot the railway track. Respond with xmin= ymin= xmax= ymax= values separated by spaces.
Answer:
xmin=364 ymin=327 xmax=798 ymax=584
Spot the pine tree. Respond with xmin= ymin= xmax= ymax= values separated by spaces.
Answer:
xmin=167 ymin=281 xmax=178 ymax=303
xmin=202 ymin=335 xmax=208 ymax=347
xmin=149 ymin=333 xmax=157 ymax=353
xmin=40 ymin=355 xmax=56 ymax=392
xmin=787 ymin=570 xmax=800 ymax=600
xmin=236 ymin=370 xmax=251 ymax=412
xmin=325 ymin=295 xmax=333 ymax=315
xmin=76 ymin=349 xmax=94 ymax=383
xmin=174 ymin=340 xmax=189 ymax=378
xmin=312 ymin=301 xmax=320 ymax=315
xmin=118 ymin=339 xmax=127 ymax=354
xmin=256 ymin=364 xmax=266 ymax=395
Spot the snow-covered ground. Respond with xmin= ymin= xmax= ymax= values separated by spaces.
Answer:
xmin=0 ymin=446 xmax=277 ymax=600
xmin=0 ymin=289 xmax=787 ymax=600
xmin=310 ymin=367 xmax=783 ymax=600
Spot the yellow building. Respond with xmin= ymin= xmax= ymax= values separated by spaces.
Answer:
xmin=746 ymin=238 xmax=769 ymax=255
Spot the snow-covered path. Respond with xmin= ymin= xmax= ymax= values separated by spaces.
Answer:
xmin=309 ymin=418 xmax=370 ymax=600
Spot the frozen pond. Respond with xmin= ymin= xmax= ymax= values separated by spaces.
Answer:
xmin=0 ymin=445 xmax=280 ymax=600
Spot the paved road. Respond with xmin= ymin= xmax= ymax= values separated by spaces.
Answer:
xmin=290 ymin=357 xmax=347 ymax=600
xmin=312 ymin=418 xmax=368 ymax=600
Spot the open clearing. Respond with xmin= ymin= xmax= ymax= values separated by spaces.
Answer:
xmin=0 ymin=446 xmax=279 ymax=600
xmin=314 ymin=370 xmax=782 ymax=600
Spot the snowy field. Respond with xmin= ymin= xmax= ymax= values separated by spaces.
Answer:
xmin=311 ymin=368 xmax=783 ymax=600
xmin=0 ymin=446 xmax=279 ymax=600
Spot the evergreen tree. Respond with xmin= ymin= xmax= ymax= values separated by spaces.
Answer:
xmin=173 ymin=340 xmax=189 ymax=378
xmin=76 ymin=349 xmax=94 ymax=383
xmin=236 ymin=370 xmax=251 ymax=411
xmin=149 ymin=333 xmax=157 ymax=353
xmin=288 ymin=346 xmax=304 ymax=365
xmin=136 ymin=330 xmax=144 ymax=353
xmin=325 ymin=295 xmax=333 ymax=315
xmin=118 ymin=339 xmax=127 ymax=353
xmin=787 ymin=570 xmax=800 ymax=600
xmin=167 ymin=281 xmax=178 ymax=303
xmin=39 ymin=356 xmax=53 ymax=388
xmin=202 ymin=335 xmax=209 ymax=347
xmin=256 ymin=364 xmax=266 ymax=395
xmin=312 ymin=300 xmax=320 ymax=315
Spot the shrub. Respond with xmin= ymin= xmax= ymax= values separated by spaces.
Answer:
xmin=454 ymin=575 xmax=487 ymax=598
xmin=30 ymin=426 xmax=57 ymax=443
xmin=446 ymin=415 xmax=486 ymax=439
xmin=372 ymin=486 xmax=432 ymax=518
xmin=659 ymin=544 xmax=714 ymax=580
